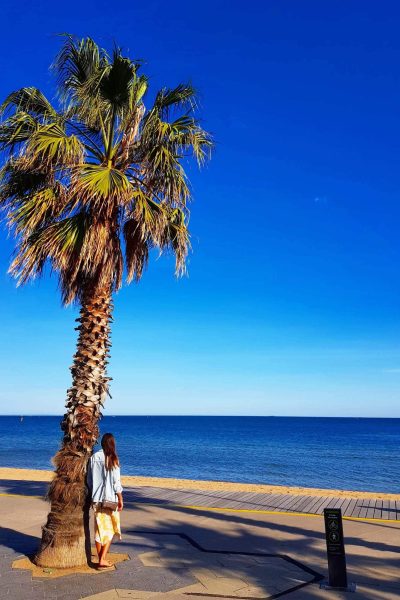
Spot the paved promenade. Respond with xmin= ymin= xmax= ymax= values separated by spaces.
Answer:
xmin=1 ymin=477 xmax=400 ymax=599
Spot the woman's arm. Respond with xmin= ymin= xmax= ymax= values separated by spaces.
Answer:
xmin=113 ymin=465 xmax=123 ymax=510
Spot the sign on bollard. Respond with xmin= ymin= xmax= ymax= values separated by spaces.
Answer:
xmin=320 ymin=508 xmax=356 ymax=592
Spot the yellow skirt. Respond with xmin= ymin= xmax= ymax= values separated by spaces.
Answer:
xmin=93 ymin=503 xmax=122 ymax=545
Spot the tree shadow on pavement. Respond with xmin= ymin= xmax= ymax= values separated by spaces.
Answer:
xmin=117 ymin=498 xmax=400 ymax=597
xmin=0 ymin=479 xmax=49 ymax=497
xmin=0 ymin=526 xmax=39 ymax=556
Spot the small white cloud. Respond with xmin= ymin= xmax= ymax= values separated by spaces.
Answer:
xmin=314 ymin=196 xmax=328 ymax=204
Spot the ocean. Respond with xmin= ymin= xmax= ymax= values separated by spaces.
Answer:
xmin=0 ymin=416 xmax=399 ymax=493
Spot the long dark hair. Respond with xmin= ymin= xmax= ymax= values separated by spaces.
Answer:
xmin=101 ymin=433 xmax=120 ymax=470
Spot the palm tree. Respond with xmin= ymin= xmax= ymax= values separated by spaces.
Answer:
xmin=0 ymin=36 xmax=212 ymax=568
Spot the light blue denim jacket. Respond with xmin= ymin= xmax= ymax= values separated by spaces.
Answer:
xmin=87 ymin=449 xmax=123 ymax=503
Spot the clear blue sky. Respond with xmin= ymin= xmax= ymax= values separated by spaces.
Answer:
xmin=0 ymin=0 xmax=399 ymax=417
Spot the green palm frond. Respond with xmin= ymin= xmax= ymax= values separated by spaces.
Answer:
xmin=1 ymin=87 xmax=57 ymax=120
xmin=73 ymin=164 xmax=131 ymax=208
xmin=100 ymin=51 xmax=138 ymax=110
xmin=124 ymin=199 xmax=189 ymax=278
xmin=129 ymin=74 xmax=148 ymax=107
xmin=139 ymin=142 xmax=190 ymax=207
xmin=8 ymin=184 xmax=66 ymax=234
xmin=168 ymin=116 xmax=212 ymax=165
xmin=0 ymin=35 xmax=212 ymax=302
xmin=54 ymin=35 xmax=102 ymax=102
xmin=54 ymin=36 xmax=108 ymax=135
xmin=24 ymin=123 xmax=83 ymax=168
xmin=0 ymin=89 xmax=59 ymax=155
xmin=131 ymin=189 xmax=165 ymax=236
xmin=154 ymin=83 xmax=197 ymax=116
xmin=0 ymin=112 xmax=39 ymax=151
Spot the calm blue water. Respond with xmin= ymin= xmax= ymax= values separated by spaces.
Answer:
xmin=0 ymin=416 xmax=399 ymax=493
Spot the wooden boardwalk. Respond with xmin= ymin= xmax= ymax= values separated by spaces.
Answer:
xmin=123 ymin=485 xmax=400 ymax=520
xmin=0 ymin=477 xmax=398 ymax=521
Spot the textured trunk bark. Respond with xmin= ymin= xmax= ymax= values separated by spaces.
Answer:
xmin=34 ymin=287 xmax=113 ymax=568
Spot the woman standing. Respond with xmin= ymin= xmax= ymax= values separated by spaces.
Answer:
xmin=87 ymin=433 xmax=124 ymax=567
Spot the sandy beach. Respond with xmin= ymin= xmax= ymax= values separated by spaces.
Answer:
xmin=1 ymin=466 xmax=399 ymax=501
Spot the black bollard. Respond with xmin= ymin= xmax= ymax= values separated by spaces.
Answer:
xmin=320 ymin=508 xmax=356 ymax=592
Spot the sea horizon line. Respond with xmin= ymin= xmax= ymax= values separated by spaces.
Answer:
xmin=1 ymin=414 xmax=399 ymax=419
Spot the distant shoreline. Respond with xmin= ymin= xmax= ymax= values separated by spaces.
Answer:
xmin=1 ymin=467 xmax=399 ymax=500
xmin=1 ymin=415 xmax=400 ymax=418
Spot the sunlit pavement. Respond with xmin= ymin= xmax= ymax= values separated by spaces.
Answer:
xmin=0 ymin=483 xmax=399 ymax=599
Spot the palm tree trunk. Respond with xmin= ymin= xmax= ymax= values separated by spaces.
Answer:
xmin=34 ymin=286 xmax=113 ymax=568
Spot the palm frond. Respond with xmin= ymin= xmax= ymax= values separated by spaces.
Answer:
xmin=139 ymin=142 xmax=191 ymax=207
xmin=24 ymin=123 xmax=83 ymax=168
xmin=9 ymin=212 xmax=88 ymax=284
xmin=54 ymin=35 xmax=103 ymax=102
xmin=117 ymin=102 xmax=145 ymax=168
xmin=0 ymin=87 xmax=57 ymax=120
xmin=131 ymin=74 xmax=148 ymax=106
xmin=0 ymin=35 xmax=212 ymax=302
xmin=153 ymin=83 xmax=197 ymax=117
xmin=123 ymin=217 xmax=149 ymax=282
xmin=0 ymin=112 xmax=39 ymax=151
xmin=0 ymin=162 xmax=48 ymax=205
xmin=166 ymin=207 xmax=190 ymax=275
xmin=124 ymin=197 xmax=189 ymax=279
xmin=72 ymin=164 xmax=131 ymax=209
xmin=168 ymin=116 xmax=213 ymax=165
xmin=100 ymin=50 xmax=138 ymax=111
xmin=8 ymin=183 xmax=66 ymax=234
xmin=59 ymin=218 xmax=123 ymax=304
xmin=131 ymin=189 xmax=165 ymax=235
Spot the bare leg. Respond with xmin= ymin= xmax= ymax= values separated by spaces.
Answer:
xmin=95 ymin=541 xmax=102 ymax=559
xmin=94 ymin=515 xmax=102 ymax=559
xmin=99 ymin=541 xmax=112 ymax=566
